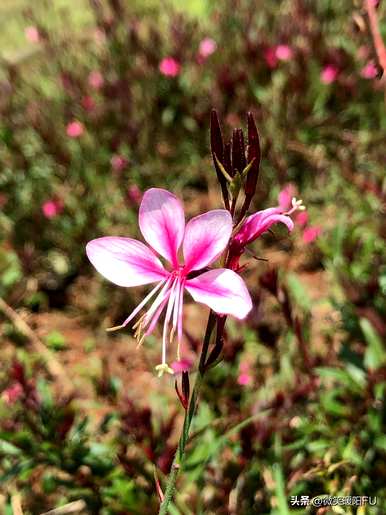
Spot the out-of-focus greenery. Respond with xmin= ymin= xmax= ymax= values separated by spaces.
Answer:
xmin=0 ymin=0 xmax=385 ymax=513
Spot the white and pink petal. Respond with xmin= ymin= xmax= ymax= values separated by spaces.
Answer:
xmin=86 ymin=237 xmax=167 ymax=287
xmin=139 ymin=188 xmax=185 ymax=267
xmin=183 ymin=209 xmax=232 ymax=272
xmin=185 ymin=269 xmax=252 ymax=319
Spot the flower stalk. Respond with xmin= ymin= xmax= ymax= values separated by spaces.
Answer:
xmin=158 ymin=311 xmax=217 ymax=514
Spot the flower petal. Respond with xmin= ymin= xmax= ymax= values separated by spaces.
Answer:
xmin=86 ymin=237 xmax=167 ymax=287
xmin=183 ymin=210 xmax=232 ymax=272
xmin=185 ymin=269 xmax=252 ymax=319
xmin=139 ymin=188 xmax=185 ymax=266
xmin=235 ymin=208 xmax=294 ymax=246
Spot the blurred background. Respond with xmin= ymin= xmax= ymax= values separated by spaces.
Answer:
xmin=0 ymin=0 xmax=385 ymax=513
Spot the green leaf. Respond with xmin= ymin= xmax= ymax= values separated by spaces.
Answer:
xmin=272 ymin=463 xmax=290 ymax=515
xmin=44 ymin=330 xmax=67 ymax=351
xmin=360 ymin=319 xmax=385 ymax=370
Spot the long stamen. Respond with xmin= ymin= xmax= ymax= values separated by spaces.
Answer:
xmin=285 ymin=197 xmax=306 ymax=216
xmin=177 ymin=279 xmax=184 ymax=350
xmin=106 ymin=279 xmax=165 ymax=332
xmin=162 ymin=278 xmax=178 ymax=365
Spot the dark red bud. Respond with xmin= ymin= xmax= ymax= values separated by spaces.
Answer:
xmin=244 ymin=112 xmax=261 ymax=209
xmin=210 ymin=109 xmax=229 ymax=209
xmin=182 ymin=371 xmax=190 ymax=405
xmin=224 ymin=142 xmax=232 ymax=177
xmin=231 ymin=128 xmax=246 ymax=176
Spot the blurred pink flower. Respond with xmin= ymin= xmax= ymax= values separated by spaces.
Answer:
xmin=1 ymin=383 xmax=23 ymax=405
xmin=25 ymin=26 xmax=40 ymax=43
xmin=111 ymin=154 xmax=127 ymax=172
xmin=159 ymin=57 xmax=181 ymax=77
xmin=198 ymin=37 xmax=217 ymax=59
xmin=66 ymin=120 xmax=84 ymax=138
xmin=275 ymin=44 xmax=293 ymax=61
xmin=82 ymin=95 xmax=96 ymax=111
xmin=88 ymin=71 xmax=104 ymax=90
xmin=264 ymin=46 xmax=278 ymax=69
xmin=302 ymin=225 xmax=322 ymax=244
xmin=127 ymin=185 xmax=142 ymax=204
xmin=321 ymin=64 xmax=339 ymax=84
xmin=295 ymin=210 xmax=309 ymax=227
xmin=360 ymin=61 xmax=378 ymax=79
xmin=42 ymin=199 xmax=63 ymax=219
xmin=238 ymin=373 xmax=252 ymax=386
xmin=171 ymin=358 xmax=192 ymax=374
xmin=86 ymin=188 xmax=252 ymax=376
xmin=237 ymin=361 xmax=252 ymax=386
xmin=278 ymin=184 xmax=297 ymax=210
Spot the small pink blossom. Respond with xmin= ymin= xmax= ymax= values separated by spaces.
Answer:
xmin=81 ymin=95 xmax=95 ymax=111
xmin=42 ymin=199 xmax=63 ymax=219
xmin=295 ymin=210 xmax=309 ymax=227
xmin=238 ymin=372 xmax=252 ymax=386
xmin=2 ymin=383 xmax=23 ymax=405
xmin=198 ymin=38 xmax=217 ymax=59
xmin=360 ymin=61 xmax=378 ymax=79
xmin=275 ymin=45 xmax=293 ymax=61
xmin=171 ymin=358 xmax=192 ymax=374
xmin=321 ymin=64 xmax=339 ymax=84
xmin=159 ymin=57 xmax=181 ymax=77
xmin=127 ymin=185 xmax=142 ymax=205
xmin=66 ymin=120 xmax=84 ymax=138
xmin=237 ymin=361 xmax=252 ymax=386
xmin=88 ymin=71 xmax=104 ymax=90
xmin=86 ymin=189 xmax=252 ymax=376
xmin=278 ymin=184 xmax=297 ymax=210
xmin=111 ymin=154 xmax=127 ymax=172
xmin=302 ymin=225 xmax=322 ymax=244
xmin=25 ymin=26 xmax=40 ymax=44
xmin=264 ymin=47 xmax=278 ymax=69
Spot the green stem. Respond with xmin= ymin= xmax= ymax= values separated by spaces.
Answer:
xmin=158 ymin=312 xmax=217 ymax=515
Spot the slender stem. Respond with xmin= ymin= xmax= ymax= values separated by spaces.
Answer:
xmin=158 ymin=312 xmax=217 ymax=515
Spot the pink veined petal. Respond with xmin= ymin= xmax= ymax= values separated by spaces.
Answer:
xmin=139 ymin=188 xmax=185 ymax=267
xmin=183 ymin=210 xmax=232 ymax=272
xmin=185 ymin=269 xmax=252 ymax=319
xmin=235 ymin=209 xmax=294 ymax=246
xmin=86 ymin=237 xmax=167 ymax=287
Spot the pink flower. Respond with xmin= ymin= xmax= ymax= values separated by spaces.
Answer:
xmin=295 ymin=210 xmax=309 ymax=227
xmin=159 ymin=57 xmax=181 ymax=77
xmin=278 ymin=184 xmax=297 ymax=210
xmin=88 ymin=71 xmax=104 ymax=90
xmin=360 ymin=61 xmax=378 ymax=79
xmin=264 ymin=47 xmax=278 ymax=69
xmin=82 ymin=95 xmax=95 ymax=111
xmin=127 ymin=185 xmax=142 ymax=205
xmin=42 ymin=199 xmax=63 ymax=219
xmin=237 ymin=372 xmax=252 ymax=386
xmin=321 ymin=65 xmax=339 ymax=84
xmin=86 ymin=189 xmax=252 ymax=376
xmin=198 ymin=38 xmax=217 ymax=59
xmin=171 ymin=358 xmax=192 ymax=374
xmin=275 ymin=45 xmax=293 ymax=61
xmin=234 ymin=207 xmax=294 ymax=248
xmin=237 ymin=361 xmax=252 ymax=386
xmin=25 ymin=26 xmax=40 ymax=43
xmin=1 ymin=383 xmax=23 ymax=405
xmin=66 ymin=120 xmax=84 ymax=138
xmin=111 ymin=154 xmax=127 ymax=172
xmin=302 ymin=225 xmax=322 ymax=244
